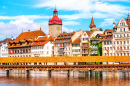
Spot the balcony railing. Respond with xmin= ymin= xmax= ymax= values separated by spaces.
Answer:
xmin=82 ymin=51 xmax=89 ymax=54
xmin=81 ymin=45 xmax=89 ymax=48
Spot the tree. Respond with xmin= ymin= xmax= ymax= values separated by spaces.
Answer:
xmin=63 ymin=31 xmax=67 ymax=33
xmin=99 ymin=28 xmax=103 ymax=31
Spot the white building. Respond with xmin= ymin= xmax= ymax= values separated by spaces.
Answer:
xmin=31 ymin=36 xmax=54 ymax=57
xmin=113 ymin=15 xmax=130 ymax=56
xmin=0 ymin=38 xmax=12 ymax=57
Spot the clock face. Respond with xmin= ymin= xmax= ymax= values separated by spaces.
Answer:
xmin=56 ymin=26 xmax=60 ymax=31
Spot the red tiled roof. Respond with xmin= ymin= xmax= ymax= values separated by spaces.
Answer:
xmin=72 ymin=36 xmax=80 ymax=44
xmin=98 ymin=34 xmax=105 ymax=37
xmin=15 ymin=30 xmax=46 ymax=41
xmin=104 ymin=29 xmax=113 ymax=33
xmin=86 ymin=31 xmax=94 ymax=37
xmin=2 ymin=38 xmax=12 ymax=44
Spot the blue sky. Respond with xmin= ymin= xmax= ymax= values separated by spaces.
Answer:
xmin=0 ymin=0 xmax=130 ymax=40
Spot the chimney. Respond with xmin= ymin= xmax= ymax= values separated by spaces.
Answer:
xmin=28 ymin=30 xmax=30 ymax=32
xmin=113 ymin=22 xmax=115 ymax=28
xmin=40 ymin=26 xmax=41 ymax=30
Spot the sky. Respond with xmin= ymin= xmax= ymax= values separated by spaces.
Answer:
xmin=0 ymin=0 xmax=130 ymax=40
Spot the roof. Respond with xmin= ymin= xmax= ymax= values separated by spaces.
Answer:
xmin=89 ymin=16 xmax=96 ymax=28
xmin=15 ymin=30 xmax=46 ymax=41
xmin=102 ymin=38 xmax=112 ymax=41
xmin=86 ymin=31 xmax=94 ymax=37
xmin=98 ymin=34 xmax=105 ymax=37
xmin=126 ymin=20 xmax=130 ymax=28
xmin=104 ymin=29 xmax=113 ymax=33
xmin=2 ymin=38 xmax=12 ymax=44
xmin=72 ymin=36 xmax=80 ymax=44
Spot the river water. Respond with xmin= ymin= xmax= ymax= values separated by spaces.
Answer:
xmin=0 ymin=70 xmax=130 ymax=86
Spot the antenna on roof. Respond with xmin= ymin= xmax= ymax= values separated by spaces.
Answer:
xmin=22 ymin=29 xmax=23 ymax=33
xmin=128 ymin=10 xmax=129 ymax=17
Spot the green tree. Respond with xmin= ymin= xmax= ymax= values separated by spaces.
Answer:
xmin=63 ymin=31 xmax=67 ymax=33
xmin=99 ymin=28 xmax=103 ymax=31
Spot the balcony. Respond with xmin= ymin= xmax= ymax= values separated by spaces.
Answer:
xmin=81 ymin=51 xmax=89 ymax=54
xmin=81 ymin=45 xmax=89 ymax=49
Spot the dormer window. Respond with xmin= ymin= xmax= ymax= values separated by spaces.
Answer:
xmin=20 ymin=42 xmax=22 ymax=45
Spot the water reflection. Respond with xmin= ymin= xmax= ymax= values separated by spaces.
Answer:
xmin=0 ymin=70 xmax=130 ymax=86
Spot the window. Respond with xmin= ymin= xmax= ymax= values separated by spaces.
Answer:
xmin=120 ymin=41 xmax=122 ymax=44
xmin=117 ymin=41 xmax=119 ymax=44
xmin=127 ymin=41 xmax=129 ymax=44
xmin=121 ymin=53 xmax=122 ymax=56
xmin=110 ymin=41 xmax=112 ymax=44
xmin=117 ymin=35 xmax=119 ymax=38
xmin=107 ymin=47 xmax=109 ymax=50
xmin=26 ymin=49 xmax=28 ymax=53
xmin=127 ymin=46 xmax=129 ymax=49
xmin=120 ymin=34 xmax=122 ymax=37
xmin=104 ymin=47 xmax=106 ymax=50
xmin=124 ymin=28 xmax=125 ymax=31
xmin=124 ymin=34 xmax=125 ymax=37
xmin=107 ymin=41 xmax=109 ymax=45
xmin=120 ymin=29 xmax=122 ymax=32
xmin=127 ymin=34 xmax=129 ymax=37
xmin=47 ymin=51 xmax=49 ymax=55
xmin=68 ymin=43 xmax=70 ymax=46
xmin=114 ymin=35 xmax=115 ymax=38
xmin=127 ymin=53 xmax=129 ymax=56
xmin=117 ymin=47 xmax=119 ymax=50
xmin=110 ymin=47 xmax=112 ymax=50
xmin=124 ymin=53 xmax=126 ymax=56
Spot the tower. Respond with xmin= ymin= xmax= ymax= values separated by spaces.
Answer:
xmin=48 ymin=8 xmax=62 ymax=37
xmin=89 ymin=16 xmax=96 ymax=31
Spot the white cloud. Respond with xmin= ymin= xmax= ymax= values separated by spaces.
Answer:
xmin=0 ymin=16 xmax=73 ymax=40
xmin=34 ymin=0 xmax=130 ymax=19
xmin=62 ymin=26 xmax=74 ymax=33
xmin=63 ymin=21 xmax=80 ymax=25
xmin=100 ymin=18 xmax=115 ymax=27
xmin=0 ymin=16 xmax=43 ymax=39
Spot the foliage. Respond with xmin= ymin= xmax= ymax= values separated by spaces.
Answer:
xmin=99 ymin=28 xmax=103 ymax=31
xmin=63 ymin=31 xmax=67 ymax=33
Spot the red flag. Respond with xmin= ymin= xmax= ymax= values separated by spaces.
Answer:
xmin=106 ymin=49 xmax=109 ymax=53
xmin=120 ymin=48 xmax=122 ymax=51
xmin=10 ymin=50 xmax=13 ymax=54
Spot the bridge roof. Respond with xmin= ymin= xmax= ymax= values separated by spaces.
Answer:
xmin=0 ymin=56 xmax=130 ymax=63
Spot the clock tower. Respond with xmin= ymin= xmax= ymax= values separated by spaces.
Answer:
xmin=48 ymin=8 xmax=62 ymax=37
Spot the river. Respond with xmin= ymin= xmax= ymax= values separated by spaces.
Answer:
xmin=0 ymin=70 xmax=130 ymax=86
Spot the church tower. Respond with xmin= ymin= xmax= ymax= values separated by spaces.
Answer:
xmin=48 ymin=8 xmax=62 ymax=37
xmin=89 ymin=16 xmax=97 ymax=31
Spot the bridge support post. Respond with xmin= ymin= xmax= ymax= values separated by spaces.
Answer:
xmin=26 ymin=70 xmax=30 ymax=75
xmin=89 ymin=70 xmax=92 ymax=77
xmin=67 ymin=70 xmax=70 ymax=77
xmin=6 ymin=70 xmax=9 ymax=76
xmin=48 ymin=70 xmax=51 ymax=77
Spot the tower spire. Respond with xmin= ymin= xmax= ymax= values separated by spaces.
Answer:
xmin=89 ymin=16 xmax=96 ymax=29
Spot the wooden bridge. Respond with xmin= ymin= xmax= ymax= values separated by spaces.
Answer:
xmin=0 ymin=56 xmax=130 ymax=76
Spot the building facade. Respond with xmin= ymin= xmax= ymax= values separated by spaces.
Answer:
xmin=102 ymin=29 xmax=113 ymax=56
xmin=54 ymin=32 xmax=75 ymax=56
xmin=7 ymin=29 xmax=46 ymax=57
xmin=0 ymin=38 xmax=12 ymax=57
xmin=113 ymin=15 xmax=130 ymax=56
xmin=31 ymin=36 xmax=54 ymax=57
